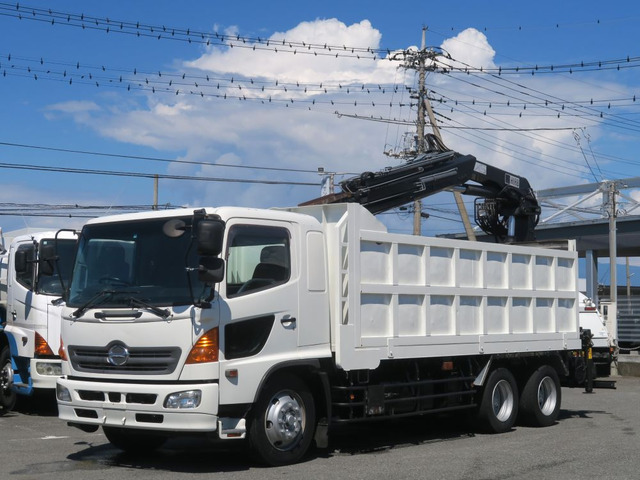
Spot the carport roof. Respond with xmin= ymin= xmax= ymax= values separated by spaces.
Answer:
xmin=442 ymin=215 xmax=640 ymax=258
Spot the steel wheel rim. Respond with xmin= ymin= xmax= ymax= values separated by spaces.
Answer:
xmin=492 ymin=379 xmax=514 ymax=422
xmin=0 ymin=360 xmax=13 ymax=393
xmin=264 ymin=390 xmax=306 ymax=451
xmin=537 ymin=376 xmax=558 ymax=416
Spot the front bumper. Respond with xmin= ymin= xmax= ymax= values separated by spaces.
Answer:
xmin=57 ymin=376 xmax=219 ymax=432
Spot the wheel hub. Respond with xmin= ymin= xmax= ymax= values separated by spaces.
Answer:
xmin=537 ymin=376 xmax=558 ymax=416
xmin=1 ymin=361 xmax=13 ymax=392
xmin=492 ymin=379 xmax=514 ymax=422
xmin=265 ymin=393 xmax=305 ymax=451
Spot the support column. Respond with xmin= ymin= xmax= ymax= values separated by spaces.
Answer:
xmin=585 ymin=249 xmax=598 ymax=303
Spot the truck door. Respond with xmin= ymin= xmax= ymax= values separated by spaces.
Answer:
xmin=10 ymin=242 xmax=37 ymax=330
xmin=218 ymin=221 xmax=298 ymax=405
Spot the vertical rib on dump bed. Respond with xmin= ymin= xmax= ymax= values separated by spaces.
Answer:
xmin=295 ymin=204 xmax=581 ymax=371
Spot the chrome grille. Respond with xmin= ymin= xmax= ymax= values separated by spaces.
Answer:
xmin=69 ymin=344 xmax=181 ymax=375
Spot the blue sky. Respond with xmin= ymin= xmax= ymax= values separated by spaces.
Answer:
xmin=1 ymin=0 xmax=640 ymax=254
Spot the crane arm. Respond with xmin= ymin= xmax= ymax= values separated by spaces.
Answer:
xmin=301 ymin=139 xmax=540 ymax=242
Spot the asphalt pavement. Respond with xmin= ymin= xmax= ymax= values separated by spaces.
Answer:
xmin=1 ymin=377 xmax=638 ymax=479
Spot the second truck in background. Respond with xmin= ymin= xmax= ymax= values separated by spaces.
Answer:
xmin=0 ymin=230 xmax=77 ymax=413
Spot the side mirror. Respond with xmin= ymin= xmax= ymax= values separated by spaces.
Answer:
xmin=14 ymin=250 xmax=27 ymax=274
xmin=39 ymin=244 xmax=57 ymax=277
xmin=197 ymin=220 xmax=225 ymax=256
xmin=198 ymin=256 xmax=224 ymax=285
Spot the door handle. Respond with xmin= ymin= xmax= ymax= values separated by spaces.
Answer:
xmin=280 ymin=316 xmax=297 ymax=329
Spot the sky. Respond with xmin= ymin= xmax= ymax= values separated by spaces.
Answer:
xmin=1 ymin=0 xmax=640 ymax=272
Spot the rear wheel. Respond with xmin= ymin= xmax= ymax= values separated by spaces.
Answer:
xmin=103 ymin=426 xmax=167 ymax=453
xmin=0 ymin=346 xmax=16 ymax=415
xmin=519 ymin=365 xmax=561 ymax=427
xmin=477 ymin=367 xmax=518 ymax=433
xmin=249 ymin=373 xmax=316 ymax=466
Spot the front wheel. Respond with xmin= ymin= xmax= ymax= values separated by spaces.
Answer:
xmin=0 ymin=346 xmax=16 ymax=414
xmin=248 ymin=373 xmax=316 ymax=466
xmin=477 ymin=367 xmax=518 ymax=433
xmin=103 ymin=426 xmax=167 ymax=453
xmin=519 ymin=365 xmax=561 ymax=427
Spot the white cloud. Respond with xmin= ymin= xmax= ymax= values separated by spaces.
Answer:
xmin=40 ymin=20 xmax=631 ymax=234
xmin=186 ymin=18 xmax=397 ymax=85
xmin=440 ymin=28 xmax=497 ymax=70
xmin=43 ymin=100 xmax=101 ymax=123
xmin=46 ymin=100 xmax=101 ymax=114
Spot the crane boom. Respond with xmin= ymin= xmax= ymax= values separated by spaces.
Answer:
xmin=300 ymin=138 xmax=540 ymax=242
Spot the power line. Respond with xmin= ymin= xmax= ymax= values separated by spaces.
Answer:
xmin=0 ymin=160 xmax=319 ymax=186
xmin=440 ymin=65 xmax=640 ymax=134
xmin=429 ymin=90 xmax=640 ymax=109
xmin=0 ymin=140 xmax=323 ymax=175
xmin=0 ymin=54 xmax=415 ymax=113
xmin=426 ymin=15 xmax=640 ymax=34
xmin=0 ymin=52 xmax=411 ymax=94
xmin=3 ymin=2 xmax=640 ymax=78
xmin=426 ymin=86 xmax=626 ymax=180
xmin=0 ymin=3 xmax=386 ymax=60
xmin=0 ymin=202 xmax=179 ymax=219
xmin=434 ymin=98 xmax=630 ymax=180
xmin=437 ymin=55 xmax=640 ymax=75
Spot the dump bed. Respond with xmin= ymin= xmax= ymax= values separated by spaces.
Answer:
xmin=295 ymin=204 xmax=581 ymax=371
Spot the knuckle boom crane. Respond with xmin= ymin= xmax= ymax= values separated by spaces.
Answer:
xmin=301 ymin=135 xmax=541 ymax=242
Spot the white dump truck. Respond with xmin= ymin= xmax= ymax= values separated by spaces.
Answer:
xmin=0 ymin=230 xmax=77 ymax=413
xmin=53 ymin=202 xmax=592 ymax=465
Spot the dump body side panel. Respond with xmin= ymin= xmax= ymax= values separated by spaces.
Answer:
xmin=292 ymin=204 xmax=581 ymax=371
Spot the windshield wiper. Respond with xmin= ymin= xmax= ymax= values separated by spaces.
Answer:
xmin=72 ymin=289 xmax=116 ymax=318
xmin=71 ymin=289 xmax=139 ymax=318
xmin=126 ymin=297 xmax=171 ymax=319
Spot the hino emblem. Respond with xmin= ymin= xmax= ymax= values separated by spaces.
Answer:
xmin=107 ymin=344 xmax=130 ymax=366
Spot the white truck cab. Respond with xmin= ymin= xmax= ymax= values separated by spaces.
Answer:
xmin=579 ymin=292 xmax=614 ymax=377
xmin=0 ymin=230 xmax=77 ymax=412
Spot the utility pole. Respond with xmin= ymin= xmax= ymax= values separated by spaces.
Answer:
xmin=607 ymin=181 xmax=618 ymax=346
xmin=153 ymin=174 xmax=158 ymax=210
xmin=420 ymin=48 xmax=476 ymax=240
xmin=413 ymin=29 xmax=427 ymax=235
xmin=406 ymin=28 xmax=476 ymax=238
xmin=626 ymin=256 xmax=631 ymax=304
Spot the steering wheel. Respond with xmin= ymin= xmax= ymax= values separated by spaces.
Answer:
xmin=237 ymin=278 xmax=276 ymax=294
xmin=98 ymin=276 xmax=131 ymax=287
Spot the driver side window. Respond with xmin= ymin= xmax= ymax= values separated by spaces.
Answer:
xmin=226 ymin=225 xmax=290 ymax=297
xmin=15 ymin=244 xmax=35 ymax=291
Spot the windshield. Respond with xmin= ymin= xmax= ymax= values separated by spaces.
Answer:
xmin=37 ymin=239 xmax=76 ymax=296
xmin=67 ymin=216 xmax=206 ymax=308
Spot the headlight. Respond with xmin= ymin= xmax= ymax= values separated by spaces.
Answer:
xmin=56 ymin=384 xmax=71 ymax=402
xmin=35 ymin=362 xmax=62 ymax=376
xmin=164 ymin=390 xmax=202 ymax=409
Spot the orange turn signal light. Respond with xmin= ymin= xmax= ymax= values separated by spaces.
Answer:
xmin=186 ymin=328 xmax=219 ymax=364
xmin=58 ymin=336 xmax=68 ymax=361
xmin=34 ymin=332 xmax=55 ymax=357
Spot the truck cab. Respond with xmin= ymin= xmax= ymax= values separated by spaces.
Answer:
xmin=0 ymin=230 xmax=77 ymax=412
xmin=579 ymin=292 xmax=614 ymax=377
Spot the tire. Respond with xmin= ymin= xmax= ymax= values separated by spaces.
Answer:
xmin=248 ymin=373 xmax=316 ymax=466
xmin=477 ymin=367 xmax=518 ymax=433
xmin=103 ymin=426 xmax=167 ymax=453
xmin=0 ymin=345 xmax=16 ymax=415
xmin=519 ymin=365 xmax=561 ymax=427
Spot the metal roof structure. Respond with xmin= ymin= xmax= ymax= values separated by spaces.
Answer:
xmin=533 ymin=215 xmax=640 ymax=258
